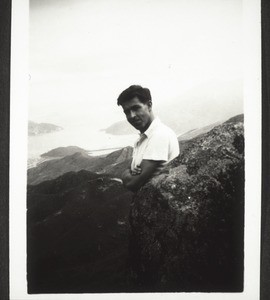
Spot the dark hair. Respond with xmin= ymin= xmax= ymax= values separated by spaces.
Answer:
xmin=117 ymin=85 xmax=152 ymax=106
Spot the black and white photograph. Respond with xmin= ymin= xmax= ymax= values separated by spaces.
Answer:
xmin=9 ymin=0 xmax=262 ymax=299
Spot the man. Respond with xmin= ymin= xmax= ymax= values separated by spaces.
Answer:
xmin=117 ymin=85 xmax=179 ymax=192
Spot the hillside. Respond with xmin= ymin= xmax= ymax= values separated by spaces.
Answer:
xmin=27 ymin=146 xmax=133 ymax=185
xmin=28 ymin=121 xmax=63 ymax=136
xmin=178 ymin=120 xmax=223 ymax=141
xmin=27 ymin=170 xmax=133 ymax=293
xmin=27 ymin=114 xmax=244 ymax=293
xmin=41 ymin=146 xmax=89 ymax=158
xmin=178 ymin=114 xmax=243 ymax=142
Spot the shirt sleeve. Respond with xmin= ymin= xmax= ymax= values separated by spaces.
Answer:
xmin=142 ymin=131 xmax=170 ymax=161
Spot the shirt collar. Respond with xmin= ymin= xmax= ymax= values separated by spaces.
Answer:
xmin=143 ymin=117 xmax=160 ymax=138
xmin=134 ymin=117 xmax=160 ymax=147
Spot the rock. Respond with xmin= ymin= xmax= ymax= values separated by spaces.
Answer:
xmin=128 ymin=118 xmax=244 ymax=292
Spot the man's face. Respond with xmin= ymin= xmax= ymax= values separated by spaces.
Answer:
xmin=121 ymin=97 xmax=152 ymax=133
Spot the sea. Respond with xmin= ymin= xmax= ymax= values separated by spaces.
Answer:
xmin=28 ymin=124 xmax=137 ymax=169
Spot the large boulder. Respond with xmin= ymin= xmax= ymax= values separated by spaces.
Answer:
xmin=128 ymin=117 xmax=244 ymax=292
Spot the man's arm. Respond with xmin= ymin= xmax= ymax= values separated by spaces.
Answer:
xmin=122 ymin=159 xmax=164 ymax=192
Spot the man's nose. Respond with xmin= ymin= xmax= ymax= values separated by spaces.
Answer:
xmin=130 ymin=110 xmax=136 ymax=118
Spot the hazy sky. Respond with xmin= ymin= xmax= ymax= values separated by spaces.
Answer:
xmin=29 ymin=0 xmax=242 ymax=129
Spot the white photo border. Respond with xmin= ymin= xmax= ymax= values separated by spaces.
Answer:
xmin=9 ymin=0 xmax=261 ymax=299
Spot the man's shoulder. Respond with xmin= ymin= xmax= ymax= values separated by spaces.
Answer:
xmin=152 ymin=120 xmax=178 ymax=139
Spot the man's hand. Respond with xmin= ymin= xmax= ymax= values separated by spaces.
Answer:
xmin=122 ymin=160 xmax=164 ymax=192
xmin=131 ymin=166 xmax=142 ymax=175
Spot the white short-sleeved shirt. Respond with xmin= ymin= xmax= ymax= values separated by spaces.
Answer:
xmin=131 ymin=117 xmax=180 ymax=172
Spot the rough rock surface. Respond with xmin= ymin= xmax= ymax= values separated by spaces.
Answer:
xmin=128 ymin=117 xmax=244 ymax=292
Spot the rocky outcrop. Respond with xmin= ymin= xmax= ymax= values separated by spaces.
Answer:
xmin=128 ymin=116 xmax=244 ymax=292
xmin=27 ymin=114 xmax=244 ymax=293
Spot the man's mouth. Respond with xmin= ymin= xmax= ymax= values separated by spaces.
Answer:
xmin=132 ymin=120 xmax=141 ymax=125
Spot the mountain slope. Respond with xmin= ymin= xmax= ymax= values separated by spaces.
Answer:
xmin=41 ymin=146 xmax=89 ymax=158
xmin=28 ymin=121 xmax=63 ymax=136
xmin=27 ymin=146 xmax=133 ymax=185
xmin=178 ymin=120 xmax=223 ymax=141
xmin=27 ymin=170 xmax=133 ymax=293
xmin=27 ymin=114 xmax=244 ymax=293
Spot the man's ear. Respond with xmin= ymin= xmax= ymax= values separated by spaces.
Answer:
xmin=148 ymin=100 xmax=152 ymax=108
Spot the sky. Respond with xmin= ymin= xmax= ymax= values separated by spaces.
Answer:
xmin=29 ymin=0 xmax=242 ymax=129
